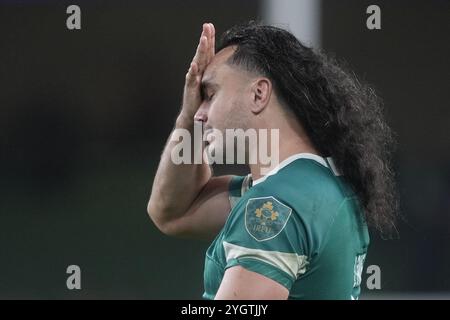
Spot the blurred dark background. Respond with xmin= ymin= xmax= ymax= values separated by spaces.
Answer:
xmin=0 ymin=0 xmax=448 ymax=299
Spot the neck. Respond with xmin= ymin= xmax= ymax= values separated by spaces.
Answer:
xmin=248 ymin=117 xmax=320 ymax=181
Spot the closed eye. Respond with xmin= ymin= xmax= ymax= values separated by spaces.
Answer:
xmin=200 ymin=79 xmax=219 ymax=102
xmin=202 ymin=90 xmax=214 ymax=102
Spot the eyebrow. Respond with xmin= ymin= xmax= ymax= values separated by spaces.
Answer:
xmin=201 ymin=78 xmax=219 ymax=90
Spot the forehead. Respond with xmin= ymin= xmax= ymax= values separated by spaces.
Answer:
xmin=202 ymin=46 xmax=237 ymax=83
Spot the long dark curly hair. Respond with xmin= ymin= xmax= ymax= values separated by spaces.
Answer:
xmin=218 ymin=22 xmax=398 ymax=235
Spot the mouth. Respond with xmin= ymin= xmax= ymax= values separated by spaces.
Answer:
xmin=203 ymin=123 xmax=213 ymax=132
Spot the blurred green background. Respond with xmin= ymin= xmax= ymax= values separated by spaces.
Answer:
xmin=0 ymin=0 xmax=449 ymax=299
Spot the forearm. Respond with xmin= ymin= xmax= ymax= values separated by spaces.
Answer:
xmin=148 ymin=23 xmax=217 ymax=234
xmin=147 ymin=113 xmax=211 ymax=229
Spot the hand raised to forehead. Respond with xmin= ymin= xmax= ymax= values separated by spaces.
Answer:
xmin=187 ymin=23 xmax=215 ymax=84
xmin=182 ymin=23 xmax=216 ymax=120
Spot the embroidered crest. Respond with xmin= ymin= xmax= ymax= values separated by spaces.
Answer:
xmin=245 ymin=196 xmax=292 ymax=241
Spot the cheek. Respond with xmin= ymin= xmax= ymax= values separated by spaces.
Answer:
xmin=207 ymin=97 xmax=230 ymax=123
xmin=207 ymin=102 xmax=225 ymax=128
xmin=226 ymin=98 xmax=249 ymax=128
xmin=209 ymin=94 xmax=249 ymax=129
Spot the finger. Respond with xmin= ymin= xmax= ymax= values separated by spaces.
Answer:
xmin=190 ymin=24 xmax=209 ymax=75
xmin=209 ymin=23 xmax=215 ymax=61
xmin=195 ymin=35 xmax=208 ymax=72
xmin=185 ymin=61 xmax=199 ymax=87
xmin=191 ymin=27 xmax=206 ymax=66
xmin=197 ymin=23 xmax=210 ymax=69
xmin=204 ymin=23 xmax=214 ymax=64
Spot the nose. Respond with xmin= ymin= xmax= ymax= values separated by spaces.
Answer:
xmin=194 ymin=101 xmax=209 ymax=122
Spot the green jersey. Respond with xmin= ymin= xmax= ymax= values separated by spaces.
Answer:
xmin=203 ymin=153 xmax=370 ymax=300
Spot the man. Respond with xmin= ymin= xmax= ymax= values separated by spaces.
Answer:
xmin=147 ymin=22 xmax=397 ymax=299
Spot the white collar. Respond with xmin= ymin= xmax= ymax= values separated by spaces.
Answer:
xmin=251 ymin=153 xmax=334 ymax=186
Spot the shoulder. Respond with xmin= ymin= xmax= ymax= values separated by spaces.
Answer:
xmin=248 ymin=159 xmax=357 ymax=248
xmin=253 ymin=158 xmax=349 ymax=212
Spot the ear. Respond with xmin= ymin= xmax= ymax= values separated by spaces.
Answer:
xmin=249 ymin=77 xmax=272 ymax=114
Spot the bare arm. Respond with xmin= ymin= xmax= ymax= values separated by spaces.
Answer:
xmin=215 ymin=266 xmax=289 ymax=300
xmin=147 ymin=23 xmax=232 ymax=240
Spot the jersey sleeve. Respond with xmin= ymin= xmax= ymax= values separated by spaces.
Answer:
xmin=221 ymin=195 xmax=310 ymax=291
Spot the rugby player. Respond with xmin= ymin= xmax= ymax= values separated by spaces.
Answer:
xmin=147 ymin=22 xmax=397 ymax=300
